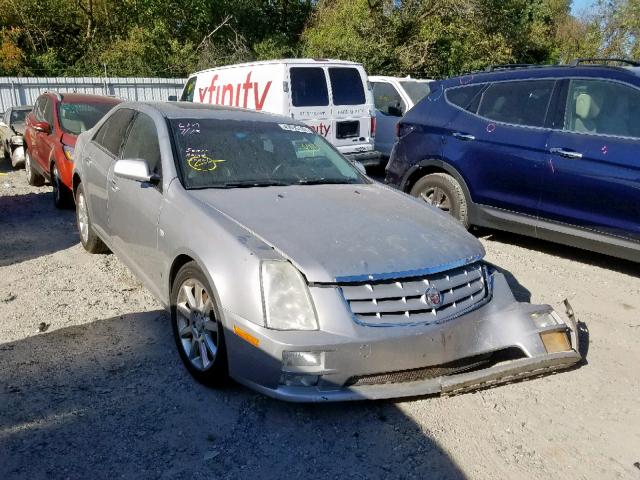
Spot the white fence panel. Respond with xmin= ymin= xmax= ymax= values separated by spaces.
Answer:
xmin=0 ymin=77 xmax=186 ymax=111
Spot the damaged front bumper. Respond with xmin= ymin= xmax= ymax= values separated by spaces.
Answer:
xmin=224 ymin=271 xmax=582 ymax=402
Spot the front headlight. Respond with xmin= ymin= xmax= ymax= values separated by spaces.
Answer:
xmin=63 ymin=145 xmax=74 ymax=161
xmin=261 ymin=261 xmax=318 ymax=330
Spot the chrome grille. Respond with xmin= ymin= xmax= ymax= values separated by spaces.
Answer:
xmin=340 ymin=262 xmax=488 ymax=326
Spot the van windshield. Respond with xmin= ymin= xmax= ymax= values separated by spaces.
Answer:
xmin=170 ymin=118 xmax=365 ymax=189
xmin=329 ymin=68 xmax=365 ymax=105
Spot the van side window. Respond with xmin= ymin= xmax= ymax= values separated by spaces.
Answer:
xmin=372 ymin=82 xmax=406 ymax=115
xmin=93 ymin=109 xmax=136 ymax=157
xmin=329 ymin=68 xmax=365 ymax=106
xmin=564 ymin=79 xmax=640 ymax=138
xmin=445 ymin=84 xmax=484 ymax=113
xmin=181 ymin=77 xmax=197 ymax=102
xmin=290 ymin=68 xmax=329 ymax=107
xmin=477 ymin=80 xmax=554 ymax=127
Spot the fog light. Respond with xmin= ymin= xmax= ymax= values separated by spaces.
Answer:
xmin=530 ymin=310 xmax=563 ymax=329
xmin=280 ymin=373 xmax=319 ymax=387
xmin=540 ymin=331 xmax=571 ymax=353
xmin=282 ymin=351 xmax=322 ymax=368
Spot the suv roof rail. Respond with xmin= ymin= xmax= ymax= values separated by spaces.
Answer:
xmin=484 ymin=64 xmax=542 ymax=72
xmin=569 ymin=58 xmax=640 ymax=67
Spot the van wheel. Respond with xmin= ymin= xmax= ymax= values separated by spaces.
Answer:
xmin=25 ymin=150 xmax=44 ymax=186
xmin=411 ymin=173 xmax=469 ymax=229
xmin=171 ymin=262 xmax=228 ymax=386
xmin=75 ymin=183 xmax=109 ymax=253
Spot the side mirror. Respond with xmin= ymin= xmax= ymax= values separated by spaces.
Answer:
xmin=168 ymin=95 xmax=177 ymax=102
xmin=114 ymin=159 xmax=159 ymax=184
xmin=387 ymin=103 xmax=403 ymax=117
xmin=33 ymin=120 xmax=51 ymax=134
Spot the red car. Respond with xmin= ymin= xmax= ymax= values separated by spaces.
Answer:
xmin=24 ymin=92 xmax=122 ymax=207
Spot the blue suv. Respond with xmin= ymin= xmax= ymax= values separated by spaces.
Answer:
xmin=386 ymin=59 xmax=640 ymax=263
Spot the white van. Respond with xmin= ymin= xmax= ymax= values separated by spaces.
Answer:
xmin=180 ymin=59 xmax=381 ymax=166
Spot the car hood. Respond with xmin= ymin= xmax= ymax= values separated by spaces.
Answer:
xmin=190 ymin=183 xmax=485 ymax=283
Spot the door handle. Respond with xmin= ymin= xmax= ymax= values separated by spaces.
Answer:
xmin=550 ymin=148 xmax=582 ymax=159
xmin=452 ymin=132 xmax=475 ymax=141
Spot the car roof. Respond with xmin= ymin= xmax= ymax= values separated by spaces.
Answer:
xmin=193 ymin=58 xmax=364 ymax=76
xmin=46 ymin=92 xmax=123 ymax=104
xmin=120 ymin=101 xmax=299 ymax=123
xmin=369 ymin=75 xmax=433 ymax=82
xmin=444 ymin=64 xmax=640 ymax=86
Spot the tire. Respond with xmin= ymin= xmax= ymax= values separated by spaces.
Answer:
xmin=3 ymin=142 xmax=9 ymax=160
xmin=75 ymin=183 xmax=109 ymax=254
xmin=171 ymin=262 xmax=228 ymax=386
xmin=410 ymin=172 xmax=470 ymax=229
xmin=52 ymin=163 xmax=73 ymax=209
xmin=25 ymin=150 xmax=45 ymax=186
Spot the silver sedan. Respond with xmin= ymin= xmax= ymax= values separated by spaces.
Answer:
xmin=71 ymin=102 xmax=581 ymax=402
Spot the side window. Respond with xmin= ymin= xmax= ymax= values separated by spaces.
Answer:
xmin=43 ymin=98 xmax=55 ymax=127
xmin=181 ymin=77 xmax=196 ymax=102
xmin=121 ymin=113 xmax=161 ymax=174
xmin=477 ymin=80 xmax=554 ymax=127
xmin=446 ymin=84 xmax=484 ymax=113
xmin=93 ymin=109 xmax=136 ymax=157
xmin=290 ymin=67 xmax=329 ymax=107
xmin=564 ymin=79 xmax=640 ymax=138
xmin=328 ymin=67 xmax=366 ymax=106
xmin=372 ymin=82 xmax=406 ymax=115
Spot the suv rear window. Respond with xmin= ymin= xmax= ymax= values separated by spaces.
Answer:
xmin=329 ymin=68 xmax=365 ymax=105
xmin=290 ymin=67 xmax=329 ymax=107
xmin=477 ymin=80 xmax=554 ymax=127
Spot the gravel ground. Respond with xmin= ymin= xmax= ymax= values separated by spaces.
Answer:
xmin=1 ymin=161 xmax=639 ymax=479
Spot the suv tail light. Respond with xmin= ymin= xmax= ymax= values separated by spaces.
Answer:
xmin=371 ymin=116 xmax=376 ymax=138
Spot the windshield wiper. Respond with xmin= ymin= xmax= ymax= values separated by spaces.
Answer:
xmin=295 ymin=178 xmax=358 ymax=186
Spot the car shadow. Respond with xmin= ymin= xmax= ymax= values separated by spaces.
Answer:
xmin=478 ymin=229 xmax=639 ymax=277
xmin=0 ymin=311 xmax=467 ymax=479
xmin=0 ymin=192 xmax=78 ymax=267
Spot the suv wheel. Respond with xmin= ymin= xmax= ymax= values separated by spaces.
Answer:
xmin=171 ymin=262 xmax=228 ymax=386
xmin=25 ymin=150 xmax=44 ymax=186
xmin=75 ymin=183 xmax=109 ymax=253
xmin=411 ymin=173 xmax=469 ymax=228
xmin=52 ymin=163 xmax=73 ymax=209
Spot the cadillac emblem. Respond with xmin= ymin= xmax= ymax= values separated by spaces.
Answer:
xmin=424 ymin=286 xmax=442 ymax=307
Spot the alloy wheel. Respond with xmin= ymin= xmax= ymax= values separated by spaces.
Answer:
xmin=176 ymin=279 xmax=219 ymax=371
xmin=76 ymin=190 xmax=89 ymax=244
xmin=420 ymin=186 xmax=452 ymax=212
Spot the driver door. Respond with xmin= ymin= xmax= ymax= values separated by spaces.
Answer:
xmin=108 ymin=112 xmax=164 ymax=296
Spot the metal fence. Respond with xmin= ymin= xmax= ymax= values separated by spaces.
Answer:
xmin=0 ymin=77 xmax=187 ymax=111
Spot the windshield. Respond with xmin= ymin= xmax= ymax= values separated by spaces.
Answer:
xmin=170 ymin=119 xmax=365 ymax=189
xmin=400 ymin=81 xmax=432 ymax=104
xmin=58 ymin=101 xmax=118 ymax=135
xmin=10 ymin=110 xmax=28 ymax=124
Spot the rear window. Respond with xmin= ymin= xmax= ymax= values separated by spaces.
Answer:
xmin=290 ymin=67 xmax=329 ymax=107
xmin=477 ymin=80 xmax=555 ymax=128
xmin=329 ymin=68 xmax=365 ymax=105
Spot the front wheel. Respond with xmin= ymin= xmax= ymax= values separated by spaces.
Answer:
xmin=410 ymin=173 xmax=470 ymax=229
xmin=52 ymin=163 xmax=73 ymax=209
xmin=171 ymin=262 xmax=228 ymax=386
xmin=75 ymin=183 xmax=109 ymax=253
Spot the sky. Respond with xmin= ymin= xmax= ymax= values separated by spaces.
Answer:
xmin=571 ymin=0 xmax=595 ymax=15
